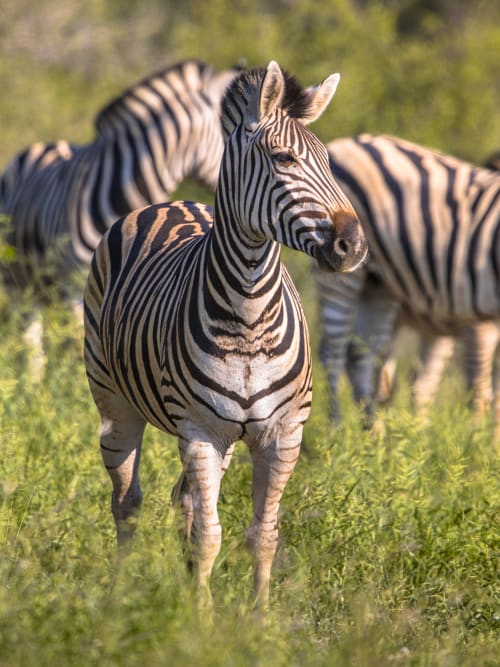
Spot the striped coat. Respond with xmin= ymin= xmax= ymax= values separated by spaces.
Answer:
xmin=84 ymin=62 xmax=367 ymax=607
xmin=317 ymin=134 xmax=500 ymax=422
xmin=0 ymin=59 xmax=238 ymax=291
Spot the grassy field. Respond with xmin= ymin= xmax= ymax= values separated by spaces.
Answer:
xmin=0 ymin=289 xmax=498 ymax=667
xmin=1 ymin=3 xmax=499 ymax=664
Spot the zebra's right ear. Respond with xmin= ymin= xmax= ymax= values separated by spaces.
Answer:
xmin=245 ymin=61 xmax=285 ymax=129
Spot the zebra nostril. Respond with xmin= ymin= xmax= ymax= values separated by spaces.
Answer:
xmin=334 ymin=237 xmax=350 ymax=257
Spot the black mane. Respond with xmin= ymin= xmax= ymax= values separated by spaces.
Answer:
xmin=221 ymin=65 xmax=312 ymax=130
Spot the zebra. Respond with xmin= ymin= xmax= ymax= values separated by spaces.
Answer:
xmin=0 ymin=59 xmax=238 ymax=375
xmin=316 ymin=133 xmax=500 ymax=425
xmin=83 ymin=62 xmax=367 ymax=608
xmin=372 ymin=154 xmax=500 ymax=421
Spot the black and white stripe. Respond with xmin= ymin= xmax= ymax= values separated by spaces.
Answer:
xmin=0 ymin=59 xmax=238 ymax=290
xmin=316 ymin=133 xmax=500 ymax=423
xmin=84 ymin=62 xmax=366 ymax=607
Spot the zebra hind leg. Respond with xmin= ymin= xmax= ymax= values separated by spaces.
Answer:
xmin=97 ymin=394 xmax=146 ymax=548
xmin=22 ymin=310 xmax=46 ymax=383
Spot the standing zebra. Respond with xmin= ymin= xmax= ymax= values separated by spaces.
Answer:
xmin=317 ymin=134 xmax=500 ymax=424
xmin=84 ymin=62 xmax=367 ymax=607
xmin=373 ymin=154 xmax=500 ymax=421
xmin=0 ymin=59 xmax=238 ymax=373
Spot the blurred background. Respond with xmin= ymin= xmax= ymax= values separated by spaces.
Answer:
xmin=1 ymin=0 xmax=499 ymax=165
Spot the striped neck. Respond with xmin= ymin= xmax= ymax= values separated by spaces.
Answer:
xmin=204 ymin=195 xmax=284 ymax=326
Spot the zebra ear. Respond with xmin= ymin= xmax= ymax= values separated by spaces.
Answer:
xmin=299 ymin=73 xmax=341 ymax=125
xmin=246 ymin=61 xmax=285 ymax=128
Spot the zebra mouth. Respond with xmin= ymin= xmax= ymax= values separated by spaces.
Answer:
xmin=317 ymin=242 xmax=368 ymax=273
xmin=316 ymin=247 xmax=344 ymax=271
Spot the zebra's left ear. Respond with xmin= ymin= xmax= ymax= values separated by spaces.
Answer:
xmin=299 ymin=73 xmax=341 ymax=125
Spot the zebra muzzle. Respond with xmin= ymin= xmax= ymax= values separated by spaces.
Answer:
xmin=318 ymin=210 xmax=367 ymax=273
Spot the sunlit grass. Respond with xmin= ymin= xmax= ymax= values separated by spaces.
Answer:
xmin=0 ymin=300 xmax=498 ymax=666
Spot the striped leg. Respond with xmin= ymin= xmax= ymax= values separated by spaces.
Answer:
xmin=346 ymin=278 xmax=399 ymax=423
xmin=247 ymin=429 xmax=301 ymax=608
xmin=412 ymin=334 xmax=455 ymax=413
xmin=97 ymin=394 xmax=146 ymax=547
xmin=172 ymin=443 xmax=235 ymax=557
xmin=462 ymin=322 xmax=499 ymax=420
xmin=178 ymin=437 xmax=227 ymax=607
xmin=375 ymin=346 xmax=398 ymax=404
xmin=316 ymin=268 xmax=366 ymax=421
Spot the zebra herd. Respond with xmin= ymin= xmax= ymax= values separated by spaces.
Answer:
xmin=1 ymin=57 xmax=498 ymax=605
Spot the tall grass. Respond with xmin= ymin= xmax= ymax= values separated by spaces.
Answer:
xmin=0 ymin=294 xmax=498 ymax=666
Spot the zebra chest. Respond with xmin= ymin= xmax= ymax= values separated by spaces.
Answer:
xmin=160 ymin=336 xmax=310 ymax=430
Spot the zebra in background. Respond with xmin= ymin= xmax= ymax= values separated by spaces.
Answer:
xmin=0 ymin=140 xmax=74 ymax=209
xmin=316 ymin=134 xmax=500 ymax=426
xmin=0 ymin=59 xmax=238 ymax=375
xmin=371 ymin=152 xmax=500 ymax=423
xmin=84 ymin=62 xmax=366 ymax=607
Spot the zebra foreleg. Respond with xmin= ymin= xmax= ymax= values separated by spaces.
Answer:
xmin=98 ymin=398 xmax=146 ymax=548
xmin=247 ymin=430 xmax=301 ymax=609
xmin=315 ymin=267 xmax=366 ymax=423
xmin=172 ymin=442 xmax=235 ymax=548
xmin=346 ymin=277 xmax=399 ymax=426
xmin=178 ymin=437 xmax=226 ymax=608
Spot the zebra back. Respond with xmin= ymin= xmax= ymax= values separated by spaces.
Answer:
xmin=0 ymin=141 xmax=73 ymax=214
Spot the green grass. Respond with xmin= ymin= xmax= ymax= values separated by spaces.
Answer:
xmin=0 ymin=300 xmax=498 ymax=667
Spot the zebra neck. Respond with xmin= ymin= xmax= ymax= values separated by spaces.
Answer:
xmin=205 ymin=218 xmax=285 ymax=326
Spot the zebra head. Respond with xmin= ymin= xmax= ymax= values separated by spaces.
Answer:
xmin=220 ymin=62 xmax=367 ymax=272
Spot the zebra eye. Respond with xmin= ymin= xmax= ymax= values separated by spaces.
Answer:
xmin=272 ymin=151 xmax=297 ymax=167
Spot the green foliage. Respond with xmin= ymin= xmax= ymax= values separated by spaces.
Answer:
xmin=1 ymin=0 xmax=499 ymax=164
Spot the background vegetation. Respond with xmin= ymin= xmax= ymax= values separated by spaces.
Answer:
xmin=0 ymin=1 xmax=499 ymax=665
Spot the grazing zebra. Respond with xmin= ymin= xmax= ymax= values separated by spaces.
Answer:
xmin=316 ymin=133 xmax=500 ymax=424
xmin=83 ymin=62 xmax=367 ymax=607
xmin=0 ymin=59 xmax=238 ymax=374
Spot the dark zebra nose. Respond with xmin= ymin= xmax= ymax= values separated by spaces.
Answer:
xmin=318 ymin=209 xmax=367 ymax=273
